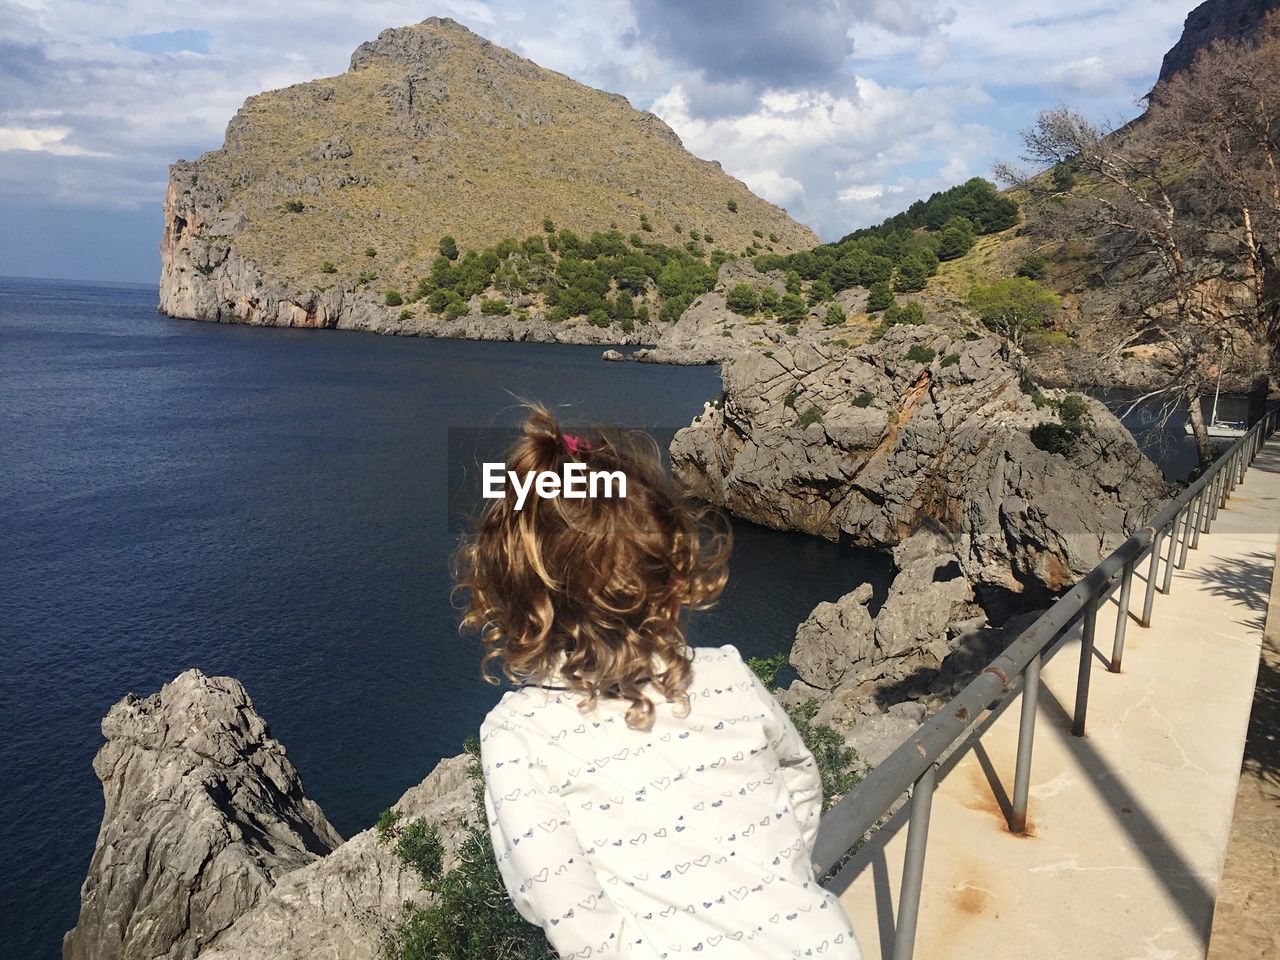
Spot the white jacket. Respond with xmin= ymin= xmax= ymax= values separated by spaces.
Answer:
xmin=479 ymin=643 xmax=863 ymax=959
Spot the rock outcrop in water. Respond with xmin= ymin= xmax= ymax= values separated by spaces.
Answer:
xmin=670 ymin=324 xmax=1171 ymax=602
xmin=159 ymin=17 xmax=814 ymax=341
xmin=63 ymin=670 xmax=343 ymax=960
xmin=65 ymin=671 xmax=477 ymax=960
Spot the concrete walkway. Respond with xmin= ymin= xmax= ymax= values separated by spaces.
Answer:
xmin=1206 ymin=530 xmax=1280 ymax=960
xmin=831 ymin=441 xmax=1280 ymax=960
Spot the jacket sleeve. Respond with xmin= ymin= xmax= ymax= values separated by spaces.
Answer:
xmin=480 ymin=715 xmax=641 ymax=959
xmin=731 ymin=645 xmax=825 ymax=858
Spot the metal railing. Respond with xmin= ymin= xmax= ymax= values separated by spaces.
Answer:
xmin=814 ymin=406 xmax=1279 ymax=960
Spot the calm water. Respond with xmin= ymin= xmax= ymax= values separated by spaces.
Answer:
xmin=0 ymin=277 xmax=891 ymax=959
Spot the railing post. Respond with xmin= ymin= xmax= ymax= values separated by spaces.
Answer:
xmin=1010 ymin=652 xmax=1041 ymax=834
xmin=1209 ymin=470 xmax=1223 ymax=524
xmin=1110 ymin=558 xmax=1135 ymax=672
xmin=892 ymin=763 xmax=938 ymax=960
xmin=1161 ymin=509 xmax=1182 ymax=593
xmin=1177 ymin=498 xmax=1195 ymax=569
xmin=1073 ymin=596 xmax=1099 ymax=737
xmin=1140 ymin=534 xmax=1162 ymax=626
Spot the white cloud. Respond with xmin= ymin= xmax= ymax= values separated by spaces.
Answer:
xmin=0 ymin=125 xmax=112 ymax=156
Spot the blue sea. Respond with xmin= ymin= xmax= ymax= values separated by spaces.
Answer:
xmin=0 ymin=277 xmax=896 ymax=959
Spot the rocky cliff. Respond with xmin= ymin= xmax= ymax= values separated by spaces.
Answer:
xmin=160 ymin=17 xmax=816 ymax=341
xmin=1157 ymin=0 xmax=1280 ymax=83
xmin=670 ymin=324 xmax=1170 ymax=604
xmin=64 ymin=671 xmax=477 ymax=960
xmin=63 ymin=671 xmax=343 ymax=960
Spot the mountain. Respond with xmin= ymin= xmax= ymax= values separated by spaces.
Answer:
xmin=159 ymin=18 xmax=817 ymax=340
xmin=1157 ymin=0 xmax=1280 ymax=83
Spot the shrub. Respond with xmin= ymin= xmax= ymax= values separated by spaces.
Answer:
xmin=364 ymin=246 xmax=377 ymax=258
xmin=785 ymin=699 xmax=862 ymax=811
xmin=1015 ymin=254 xmax=1048 ymax=280
xmin=884 ymin=301 xmax=925 ymax=325
xmin=611 ymin=290 xmax=636 ymax=321
xmin=480 ymin=297 xmax=510 ymax=316
xmin=823 ymin=303 xmax=846 ymax=327
xmin=936 ymin=216 xmax=975 ymax=261
xmin=968 ymin=277 xmax=1060 ymax=344
xmin=399 ymin=308 xmax=415 ymax=321
xmin=284 ymin=199 xmax=305 ymax=213
xmin=759 ymin=286 xmax=781 ymax=314
xmin=439 ymin=236 xmax=459 ymax=261
xmin=797 ymin=405 xmax=824 ymax=428
xmin=587 ymin=307 xmax=611 ymax=328
xmin=906 ymin=344 xmax=936 ymax=363
xmin=867 ymin=281 xmax=894 ymax=312
xmin=941 ymin=353 xmax=960 ymax=367
xmin=726 ymin=283 xmax=760 ymax=315
xmin=784 ymin=324 xmax=799 ymax=336
xmin=778 ymin=292 xmax=806 ymax=323
xmin=385 ymin=290 xmax=403 ymax=306
xmin=753 ymin=229 xmax=764 ymax=239
xmin=636 ymin=305 xmax=650 ymax=324
xmin=851 ymin=391 xmax=874 ymax=407
xmin=321 ymin=261 xmax=337 ymax=274
xmin=807 ymin=278 xmax=833 ymax=305
xmin=894 ymin=256 xmax=931 ymax=292
xmin=727 ymin=199 xmax=738 ymax=213
xmin=703 ymin=233 xmax=714 ymax=244
xmin=357 ymin=270 xmax=378 ymax=286
xmin=542 ymin=217 xmax=555 ymax=233
xmin=377 ymin=801 xmax=555 ymax=960
xmin=769 ymin=233 xmax=779 ymax=243
xmin=1058 ymin=393 xmax=1091 ymax=431
xmin=443 ymin=300 xmax=468 ymax=321
xmin=1031 ymin=422 xmax=1079 ymax=456
xmin=784 ymin=387 xmax=801 ymax=409
xmin=747 ymin=652 xmax=788 ymax=686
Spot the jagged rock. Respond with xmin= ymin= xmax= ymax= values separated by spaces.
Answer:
xmin=63 ymin=670 xmax=343 ymax=960
xmin=715 ymin=259 xmax=787 ymax=295
xmin=199 ymin=754 xmax=477 ymax=960
xmin=1157 ymin=0 xmax=1280 ymax=85
xmin=790 ymin=528 xmax=982 ymax=700
xmin=671 ymin=324 xmax=1171 ymax=598
xmin=873 ymin=529 xmax=978 ymax=661
xmin=791 ymin=583 xmax=876 ymax=689
xmin=601 ymin=349 xmax=625 ymax=361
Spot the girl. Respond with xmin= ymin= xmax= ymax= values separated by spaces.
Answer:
xmin=456 ymin=405 xmax=862 ymax=959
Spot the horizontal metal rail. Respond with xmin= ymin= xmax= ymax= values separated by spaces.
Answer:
xmin=815 ymin=404 xmax=1278 ymax=958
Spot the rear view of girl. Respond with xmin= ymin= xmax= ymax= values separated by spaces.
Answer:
xmin=457 ymin=405 xmax=862 ymax=959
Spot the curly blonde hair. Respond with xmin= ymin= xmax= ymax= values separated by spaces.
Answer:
xmin=455 ymin=404 xmax=731 ymax=730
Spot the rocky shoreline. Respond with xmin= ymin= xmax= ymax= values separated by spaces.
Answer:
xmin=63 ymin=299 xmax=1176 ymax=959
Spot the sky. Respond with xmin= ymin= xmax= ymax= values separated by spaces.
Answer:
xmin=0 ymin=0 xmax=1196 ymax=283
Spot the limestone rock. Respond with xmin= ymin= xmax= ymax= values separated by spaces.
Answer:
xmin=199 ymin=753 xmax=477 ymax=960
xmin=671 ymin=324 xmax=1171 ymax=598
xmin=792 ymin=583 xmax=876 ymax=690
xmin=63 ymin=670 xmax=342 ymax=960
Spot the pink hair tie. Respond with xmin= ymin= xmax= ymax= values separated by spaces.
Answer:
xmin=562 ymin=433 xmax=591 ymax=455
